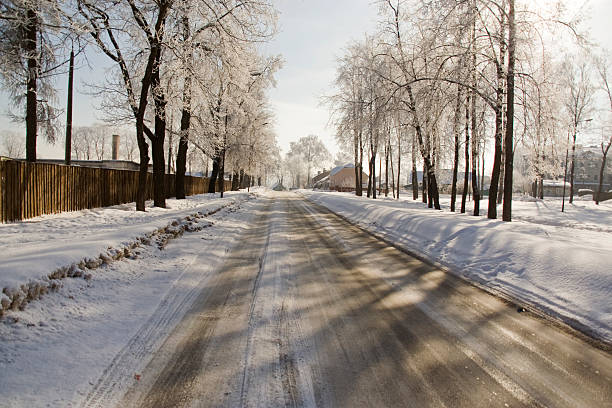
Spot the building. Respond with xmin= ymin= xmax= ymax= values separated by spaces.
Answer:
xmin=573 ymin=145 xmax=612 ymax=192
xmin=327 ymin=163 xmax=368 ymax=192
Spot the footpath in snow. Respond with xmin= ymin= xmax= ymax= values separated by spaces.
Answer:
xmin=0 ymin=190 xmax=260 ymax=407
xmin=303 ymin=190 xmax=612 ymax=344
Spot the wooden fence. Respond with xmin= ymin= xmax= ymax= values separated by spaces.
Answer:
xmin=0 ymin=159 xmax=231 ymax=223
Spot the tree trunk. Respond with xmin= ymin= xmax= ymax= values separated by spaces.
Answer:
xmin=232 ymin=170 xmax=240 ymax=190
xmin=25 ymin=7 xmax=37 ymax=162
xmin=135 ymin=135 xmax=149 ymax=211
xmin=65 ymin=48 xmax=74 ymax=165
xmin=502 ymin=0 xmax=516 ymax=221
xmin=208 ymin=155 xmax=219 ymax=193
xmin=151 ymin=88 xmax=167 ymax=208
xmin=151 ymin=55 xmax=166 ymax=208
xmin=218 ymin=148 xmax=225 ymax=198
xmin=390 ymin=145 xmax=395 ymax=199
xmin=411 ymin=142 xmax=418 ymax=200
xmin=396 ymin=131 xmax=401 ymax=200
xmin=427 ymin=166 xmax=433 ymax=208
xmin=422 ymin=163 xmax=428 ymax=204
xmin=461 ymin=95 xmax=470 ymax=214
xmin=175 ymin=105 xmax=189 ymax=198
xmin=469 ymin=0 xmax=480 ymax=216
xmin=429 ymin=169 xmax=441 ymax=210
xmin=357 ymin=132 xmax=364 ymax=196
xmin=378 ymin=155 xmax=382 ymax=196
xmin=596 ymin=138 xmax=612 ymax=204
xmin=151 ymin=136 xmax=166 ymax=206
xmin=385 ymin=139 xmax=389 ymax=197
xmin=568 ymin=131 xmax=577 ymax=204
xmin=372 ymin=152 xmax=377 ymax=199
xmin=167 ymin=114 xmax=173 ymax=174
xmin=175 ymin=16 xmax=192 ymax=199
xmin=538 ymin=176 xmax=544 ymax=199
xmin=480 ymin=150 xmax=485 ymax=197
xmin=354 ymin=130 xmax=360 ymax=195
xmin=497 ymin=148 xmax=505 ymax=204
xmin=451 ymin=87 xmax=462 ymax=212
xmin=471 ymin=93 xmax=480 ymax=216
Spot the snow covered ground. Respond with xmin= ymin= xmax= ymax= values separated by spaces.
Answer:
xmin=0 ymin=192 xmax=251 ymax=312
xmin=0 ymin=191 xmax=259 ymax=407
xmin=303 ymin=190 xmax=612 ymax=343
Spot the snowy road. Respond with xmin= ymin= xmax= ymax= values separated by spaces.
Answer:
xmin=120 ymin=193 xmax=612 ymax=408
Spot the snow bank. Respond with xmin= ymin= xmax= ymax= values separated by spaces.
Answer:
xmin=0 ymin=192 xmax=249 ymax=315
xmin=303 ymin=191 xmax=612 ymax=343
xmin=0 ymin=194 xmax=259 ymax=407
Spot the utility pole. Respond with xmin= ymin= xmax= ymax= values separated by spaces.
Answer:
xmin=64 ymin=48 xmax=74 ymax=165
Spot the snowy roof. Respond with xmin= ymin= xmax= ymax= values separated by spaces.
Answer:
xmin=330 ymin=163 xmax=355 ymax=176
xmin=313 ymin=175 xmax=330 ymax=185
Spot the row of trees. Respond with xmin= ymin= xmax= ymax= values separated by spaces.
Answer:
xmin=0 ymin=0 xmax=281 ymax=210
xmin=329 ymin=0 xmax=611 ymax=220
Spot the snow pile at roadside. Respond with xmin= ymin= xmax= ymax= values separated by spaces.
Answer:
xmin=303 ymin=191 xmax=612 ymax=342
xmin=0 ymin=192 xmax=249 ymax=314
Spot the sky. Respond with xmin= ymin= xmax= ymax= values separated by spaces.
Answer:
xmin=0 ymin=0 xmax=610 ymax=160
xmin=261 ymin=0 xmax=379 ymax=157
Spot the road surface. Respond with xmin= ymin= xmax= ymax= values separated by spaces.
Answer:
xmin=120 ymin=193 xmax=612 ymax=407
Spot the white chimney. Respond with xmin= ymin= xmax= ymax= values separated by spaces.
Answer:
xmin=112 ymin=134 xmax=120 ymax=160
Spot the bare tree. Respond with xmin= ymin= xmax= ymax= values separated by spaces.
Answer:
xmin=71 ymin=124 xmax=109 ymax=160
xmin=1 ymin=130 xmax=25 ymax=157
xmin=122 ymin=132 xmax=137 ymax=161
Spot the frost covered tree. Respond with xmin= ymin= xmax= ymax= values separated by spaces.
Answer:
xmin=166 ymin=0 xmax=277 ymax=198
xmin=77 ymin=0 xmax=277 ymax=209
xmin=0 ymin=0 xmax=73 ymax=161
xmin=289 ymin=135 xmax=331 ymax=187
